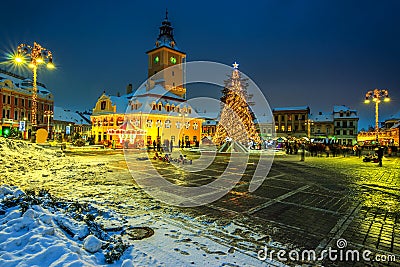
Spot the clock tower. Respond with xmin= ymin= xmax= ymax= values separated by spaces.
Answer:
xmin=146 ymin=10 xmax=186 ymax=98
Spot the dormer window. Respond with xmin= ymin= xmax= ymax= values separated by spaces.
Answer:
xmin=101 ymin=101 xmax=106 ymax=110
xmin=152 ymin=102 xmax=156 ymax=110
xmin=158 ymin=103 xmax=162 ymax=111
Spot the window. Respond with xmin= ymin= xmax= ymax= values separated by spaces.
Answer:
xmin=336 ymin=130 xmax=340 ymax=135
xmin=158 ymin=104 xmax=162 ymax=111
xmin=185 ymin=122 xmax=190 ymax=129
xmin=349 ymin=130 xmax=354 ymax=135
xmin=2 ymin=109 xmax=5 ymax=118
xmin=294 ymin=115 xmax=298 ymax=120
xmin=7 ymin=96 xmax=11 ymax=104
xmin=14 ymin=111 xmax=18 ymax=120
xmin=21 ymin=111 xmax=24 ymax=119
xmin=172 ymin=71 xmax=174 ymax=76
xmin=343 ymin=121 xmax=347 ymax=128
xmin=21 ymin=99 xmax=25 ymax=107
xmin=263 ymin=129 xmax=266 ymax=134
xmin=340 ymin=112 xmax=343 ymax=117
xmin=287 ymin=125 xmax=292 ymax=132
xmin=336 ymin=121 xmax=340 ymax=127
xmin=28 ymin=100 xmax=31 ymax=108
xmin=100 ymin=101 xmax=106 ymax=110
xmin=193 ymin=122 xmax=198 ymax=130
xmin=152 ymin=103 xmax=156 ymax=110
xmin=146 ymin=120 xmax=152 ymax=128
xmin=156 ymin=120 xmax=162 ymax=128
xmin=176 ymin=121 xmax=181 ymax=129
xmin=327 ymin=127 xmax=330 ymax=134
xmin=2 ymin=95 xmax=5 ymax=104
xmin=14 ymin=97 xmax=18 ymax=106
xmin=349 ymin=121 xmax=353 ymax=127
xmin=274 ymin=115 xmax=278 ymax=122
xmin=165 ymin=120 xmax=171 ymax=128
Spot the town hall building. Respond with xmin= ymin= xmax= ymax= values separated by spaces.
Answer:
xmin=91 ymin=12 xmax=203 ymax=148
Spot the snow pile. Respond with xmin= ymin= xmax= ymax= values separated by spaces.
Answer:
xmin=0 ymin=185 xmax=102 ymax=266
xmin=0 ymin=185 xmax=161 ymax=266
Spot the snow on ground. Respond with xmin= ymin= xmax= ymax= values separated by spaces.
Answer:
xmin=0 ymin=138 xmax=282 ymax=266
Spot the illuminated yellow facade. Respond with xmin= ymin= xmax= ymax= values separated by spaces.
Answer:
xmin=91 ymin=12 xmax=202 ymax=148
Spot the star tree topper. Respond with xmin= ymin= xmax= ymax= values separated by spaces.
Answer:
xmin=232 ymin=62 xmax=239 ymax=69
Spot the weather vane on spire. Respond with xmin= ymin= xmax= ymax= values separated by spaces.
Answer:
xmin=232 ymin=62 xmax=239 ymax=69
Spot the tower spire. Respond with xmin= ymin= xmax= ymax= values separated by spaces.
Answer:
xmin=165 ymin=8 xmax=168 ymax=20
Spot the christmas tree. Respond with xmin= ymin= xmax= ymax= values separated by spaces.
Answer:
xmin=213 ymin=62 xmax=260 ymax=146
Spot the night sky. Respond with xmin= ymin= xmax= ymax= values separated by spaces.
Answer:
xmin=1 ymin=0 xmax=399 ymax=129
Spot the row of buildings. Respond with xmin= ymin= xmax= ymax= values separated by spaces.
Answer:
xmin=0 ymin=68 xmax=91 ymax=140
xmin=1 ymin=13 xmax=399 ymax=147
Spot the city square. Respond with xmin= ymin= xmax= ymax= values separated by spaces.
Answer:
xmin=1 ymin=1 xmax=400 ymax=266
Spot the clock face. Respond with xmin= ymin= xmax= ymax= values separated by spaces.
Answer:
xmin=170 ymin=56 xmax=177 ymax=64
xmin=154 ymin=56 xmax=159 ymax=64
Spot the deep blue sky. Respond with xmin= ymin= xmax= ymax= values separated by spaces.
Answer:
xmin=1 ymin=0 xmax=399 ymax=129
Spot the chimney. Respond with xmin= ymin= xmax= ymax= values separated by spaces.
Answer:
xmin=117 ymin=92 xmax=121 ymax=97
xmin=126 ymin=83 xmax=133 ymax=94
xmin=319 ymin=111 xmax=322 ymax=115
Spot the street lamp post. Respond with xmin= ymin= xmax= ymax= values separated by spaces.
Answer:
xmin=304 ymin=119 xmax=314 ymax=139
xmin=13 ymin=42 xmax=55 ymax=128
xmin=364 ymin=89 xmax=390 ymax=144
xmin=179 ymin=108 xmax=188 ymax=148
xmin=44 ymin=110 xmax=54 ymax=139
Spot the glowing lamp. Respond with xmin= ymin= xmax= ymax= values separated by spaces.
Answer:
xmin=36 ymin=57 xmax=44 ymax=64
xmin=28 ymin=63 xmax=35 ymax=68
xmin=384 ymin=97 xmax=390 ymax=102
xmin=14 ymin=55 xmax=24 ymax=63
xmin=47 ymin=62 xmax=55 ymax=69
xmin=364 ymin=99 xmax=370 ymax=104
